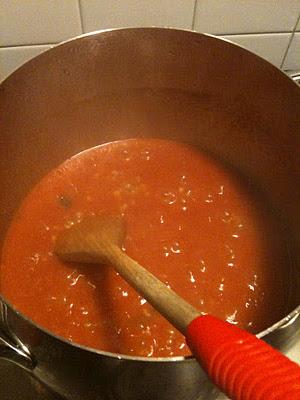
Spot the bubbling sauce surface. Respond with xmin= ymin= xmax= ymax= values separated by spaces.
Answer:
xmin=1 ymin=139 xmax=289 ymax=357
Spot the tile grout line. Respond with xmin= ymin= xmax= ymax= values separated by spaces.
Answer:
xmin=280 ymin=12 xmax=300 ymax=69
xmin=77 ymin=0 xmax=85 ymax=34
xmin=215 ymin=31 xmax=292 ymax=36
xmin=191 ymin=0 xmax=198 ymax=30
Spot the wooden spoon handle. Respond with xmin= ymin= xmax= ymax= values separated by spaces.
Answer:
xmin=54 ymin=213 xmax=199 ymax=333
xmin=187 ymin=315 xmax=300 ymax=400
xmin=55 ymin=214 xmax=300 ymax=399
xmin=105 ymin=244 xmax=200 ymax=334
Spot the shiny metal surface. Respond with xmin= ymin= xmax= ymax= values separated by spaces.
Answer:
xmin=0 ymin=361 xmax=62 ymax=400
xmin=0 ymin=299 xmax=219 ymax=400
xmin=1 ymin=339 xmax=299 ymax=399
xmin=0 ymin=28 xmax=300 ymax=399
xmin=290 ymin=72 xmax=300 ymax=85
xmin=0 ymin=302 xmax=35 ymax=371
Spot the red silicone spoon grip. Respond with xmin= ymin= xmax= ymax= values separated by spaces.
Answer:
xmin=186 ymin=315 xmax=300 ymax=400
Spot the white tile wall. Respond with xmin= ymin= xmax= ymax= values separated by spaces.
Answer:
xmin=80 ymin=0 xmax=195 ymax=32
xmin=0 ymin=45 xmax=53 ymax=81
xmin=284 ymin=16 xmax=300 ymax=70
xmin=0 ymin=0 xmax=299 ymax=82
xmin=0 ymin=0 xmax=82 ymax=46
xmin=284 ymin=32 xmax=300 ymax=69
xmin=221 ymin=33 xmax=292 ymax=67
xmin=194 ymin=0 xmax=300 ymax=34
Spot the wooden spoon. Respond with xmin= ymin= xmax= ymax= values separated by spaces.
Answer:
xmin=55 ymin=213 xmax=300 ymax=400
xmin=54 ymin=214 xmax=199 ymax=333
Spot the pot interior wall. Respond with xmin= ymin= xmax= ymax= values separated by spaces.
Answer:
xmin=0 ymin=28 xmax=300 ymax=313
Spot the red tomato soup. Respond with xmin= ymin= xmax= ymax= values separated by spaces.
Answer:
xmin=1 ymin=139 xmax=289 ymax=357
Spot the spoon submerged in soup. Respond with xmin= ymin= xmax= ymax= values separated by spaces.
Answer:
xmin=55 ymin=213 xmax=300 ymax=400
xmin=1 ymin=138 xmax=292 ymax=357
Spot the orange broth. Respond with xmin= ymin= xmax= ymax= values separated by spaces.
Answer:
xmin=0 ymin=139 xmax=289 ymax=357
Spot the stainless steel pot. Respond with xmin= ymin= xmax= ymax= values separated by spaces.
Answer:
xmin=0 ymin=28 xmax=300 ymax=400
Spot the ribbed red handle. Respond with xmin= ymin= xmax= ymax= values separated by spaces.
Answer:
xmin=186 ymin=315 xmax=300 ymax=400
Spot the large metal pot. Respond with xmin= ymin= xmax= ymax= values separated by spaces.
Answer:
xmin=0 ymin=28 xmax=300 ymax=400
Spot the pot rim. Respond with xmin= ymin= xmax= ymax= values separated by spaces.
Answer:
xmin=1 ymin=26 xmax=300 ymax=363
xmin=1 ymin=293 xmax=300 ymax=363
xmin=2 ymin=26 xmax=299 ymax=89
